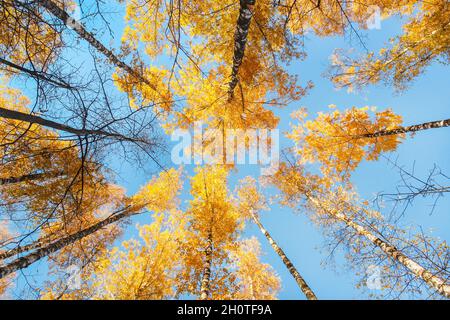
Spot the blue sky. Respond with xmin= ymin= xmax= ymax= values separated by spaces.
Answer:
xmin=9 ymin=4 xmax=450 ymax=299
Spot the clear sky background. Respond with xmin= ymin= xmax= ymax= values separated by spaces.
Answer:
xmin=9 ymin=3 xmax=450 ymax=299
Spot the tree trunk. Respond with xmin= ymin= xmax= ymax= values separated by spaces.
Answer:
xmin=250 ymin=211 xmax=318 ymax=300
xmin=0 ymin=171 xmax=64 ymax=186
xmin=0 ymin=107 xmax=144 ymax=143
xmin=228 ymin=0 xmax=255 ymax=100
xmin=0 ymin=57 xmax=74 ymax=89
xmin=0 ymin=239 xmax=45 ymax=261
xmin=357 ymin=118 xmax=450 ymax=139
xmin=33 ymin=0 xmax=156 ymax=91
xmin=0 ymin=205 xmax=143 ymax=279
xmin=199 ymin=232 xmax=213 ymax=300
xmin=307 ymin=196 xmax=450 ymax=299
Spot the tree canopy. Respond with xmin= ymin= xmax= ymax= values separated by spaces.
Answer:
xmin=0 ymin=0 xmax=449 ymax=300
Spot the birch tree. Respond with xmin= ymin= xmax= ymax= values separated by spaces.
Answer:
xmin=178 ymin=166 xmax=241 ymax=300
xmin=289 ymin=107 xmax=450 ymax=181
xmin=270 ymin=162 xmax=450 ymax=299
xmin=236 ymin=177 xmax=318 ymax=300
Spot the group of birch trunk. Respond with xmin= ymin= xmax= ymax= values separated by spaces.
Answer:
xmin=0 ymin=0 xmax=449 ymax=300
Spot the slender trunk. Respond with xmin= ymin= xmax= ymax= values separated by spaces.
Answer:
xmin=250 ymin=211 xmax=318 ymax=300
xmin=199 ymin=174 xmax=215 ymax=300
xmin=33 ymin=0 xmax=156 ymax=91
xmin=0 ymin=205 xmax=143 ymax=279
xmin=0 ymin=239 xmax=45 ymax=261
xmin=0 ymin=171 xmax=64 ymax=186
xmin=308 ymin=196 xmax=450 ymax=299
xmin=0 ymin=107 xmax=144 ymax=143
xmin=199 ymin=231 xmax=213 ymax=300
xmin=248 ymin=275 xmax=255 ymax=299
xmin=339 ymin=212 xmax=450 ymax=299
xmin=0 ymin=57 xmax=74 ymax=89
xmin=228 ymin=0 xmax=255 ymax=100
xmin=357 ymin=118 xmax=450 ymax=139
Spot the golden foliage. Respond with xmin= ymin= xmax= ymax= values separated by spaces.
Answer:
xmin=288 ymin=106 xmax=403 ymax=180
xmin=229 ymin=237 xmax=280 ymax=300
xmin=0 ymin=0 xmax=62 ymax=70
xmin=177 ymin=166 xmax=242 ymax=299
xmin=132 ymin=167 xmax=183 ymax=213
xmin=88 ymin=211 xmax=187 ymax=300
xmin=118 ymin=0 xmax=311 ymax=134
xmin=41 ymin=169 xmax=183 ymax=299
xmin=330 ymin=0 xmax=450 ymax=90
